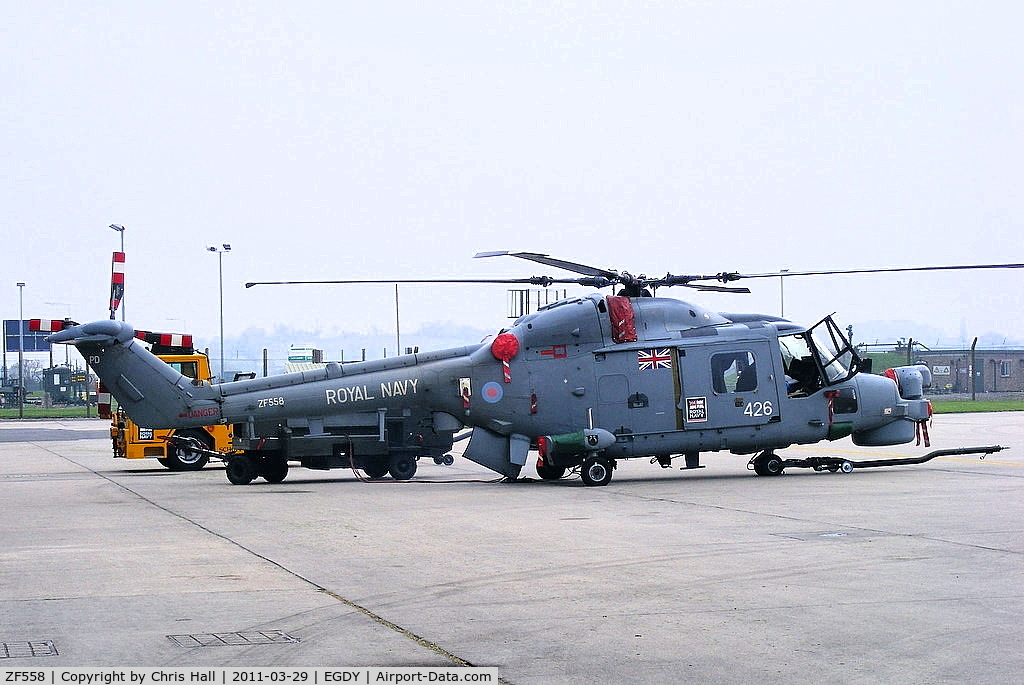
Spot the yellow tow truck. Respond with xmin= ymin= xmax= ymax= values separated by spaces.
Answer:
xmin=107 ymin=332 xmax=233 ymax=470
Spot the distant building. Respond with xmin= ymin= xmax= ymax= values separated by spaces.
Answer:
xmin=284 ymin=344 xmax=324 ymax=373
xmin=911 ymin=348 xmax=1024 ymax=394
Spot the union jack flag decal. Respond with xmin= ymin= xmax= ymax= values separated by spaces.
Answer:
xmin=638 ymin=348 xmax=673 ymax=370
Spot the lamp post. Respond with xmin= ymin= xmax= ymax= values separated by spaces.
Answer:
xmin=109 ymin=224 xmax=125 ymax=321
xmin=779 ymin=269 xmax=789 ymax=318
xmin=207 ymin=244 xmax=231 ymax=381
xmin=17 ymin=282 xmax=25 ymax=418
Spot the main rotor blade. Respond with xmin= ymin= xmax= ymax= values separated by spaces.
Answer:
xmin=735 ymin=263 xmax=1024 ymax=280
xmin=475 ymin=251 xmax=619 ymax=279
xmin=688 ymin=284 xmax=752 ymax=293
xmin=244 ymin=277 xmax=601 ymax=288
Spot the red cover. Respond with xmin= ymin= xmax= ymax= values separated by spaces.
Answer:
xmin=606 ymin=296 xmax=637 ymax=343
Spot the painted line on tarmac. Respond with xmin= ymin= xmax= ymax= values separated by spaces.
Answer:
xmin=316 ymin=587 xmax=474 ymax=667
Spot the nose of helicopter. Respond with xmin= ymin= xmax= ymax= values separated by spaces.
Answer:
xmin=883 ymin=364 xmax=932 ymax=400
xmin=851 ymin=367 xmax=932 ymax=447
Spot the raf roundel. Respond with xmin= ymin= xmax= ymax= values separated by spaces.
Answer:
xmin=481 ymin=381 xmax=504 ymax=403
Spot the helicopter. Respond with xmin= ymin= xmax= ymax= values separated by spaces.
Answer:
xmin=47 ymin=252 xmax=1014 ymax=486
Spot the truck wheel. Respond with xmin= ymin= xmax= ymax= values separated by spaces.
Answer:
xmin=164 ymin=429 xmax=211 ymax=471
xmin=226 ymin=455 xmax=256 ymax=485
xmin=363 ymin=457 xmax=389 ymax=479
xmin=389 ymin=454 xmax=417 ymax=481
xmin=260 ymin=458 xmax=289 ymax=484
xmin=580 ymin=457 xmax=614 ymax=486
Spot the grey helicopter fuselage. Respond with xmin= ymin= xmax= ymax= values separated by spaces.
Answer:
xmin=50 ymin=292 xmax=932 ymax=483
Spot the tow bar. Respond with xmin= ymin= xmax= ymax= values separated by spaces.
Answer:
xmin=165 ymin=434 xmax=232 ymax=462
xmin=750 ymin=445 xmax=1006 ymax=475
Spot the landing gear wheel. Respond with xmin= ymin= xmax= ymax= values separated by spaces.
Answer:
xmin=226 ymin=455 xmax=256 ymax=485
xmin=388 ymin=454 xmax=417 ymax=481
xmin=752 ymin=451 xmax=785 ymax=477
xmin=260 ymin=458 xmax=289 ymax=483
xmin=362 ymin=457 xmax=389 ymax=479
xmin=536 ymin=463 xmax=567 ymax=480
xmin=841 ymin=461 xmax=854 ymax=474
xmin=164 ymin=430 xmax=211 ymax=471
xmin=580 ymin=456 xmax=614 ymax=486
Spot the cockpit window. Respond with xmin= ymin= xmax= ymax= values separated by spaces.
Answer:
xmin=811 ymin=332 xmax=854 ymax=383
xmin=778 ymin=316 xmax=861 ymax=395
xmin=779 ymin=334 xmax=822 ymax=396
xmin=808 ymin=316 xmax=861 ymax=384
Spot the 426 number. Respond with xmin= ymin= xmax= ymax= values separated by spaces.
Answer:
xmin=743 ymin=401 xmax=774 ymax=417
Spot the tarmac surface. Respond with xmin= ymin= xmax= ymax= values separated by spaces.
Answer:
xmin=1 ymin=413 xmax=1022 ymax=683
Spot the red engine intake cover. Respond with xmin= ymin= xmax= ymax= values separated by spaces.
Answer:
xmin=491 ymin=332 xmax=520 ymax=361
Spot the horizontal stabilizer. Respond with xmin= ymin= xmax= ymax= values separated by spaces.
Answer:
xmin=46 ymin=319 xmax=137 ymax=346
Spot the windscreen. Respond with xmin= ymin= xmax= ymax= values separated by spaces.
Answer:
xmin=779 ymin=315 xmax=860 ymax=392
xmin=807 ymin=316 xmax=860 ymax=384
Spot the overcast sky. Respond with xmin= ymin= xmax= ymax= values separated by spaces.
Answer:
xmin=3 ymin=2 xmax=1022 ymax=358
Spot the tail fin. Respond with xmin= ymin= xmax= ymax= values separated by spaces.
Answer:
xmin=48 ymin=320 xmax=221 ymax=429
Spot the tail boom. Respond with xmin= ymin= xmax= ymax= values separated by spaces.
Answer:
xmin=48 ymin=320 xmax=220 ymax=429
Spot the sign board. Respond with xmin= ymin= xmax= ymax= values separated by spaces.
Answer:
xmin=685 ymin=396 xmax=709 ymax=423
xmin=4 ymin=320 xmax=51 ymax=353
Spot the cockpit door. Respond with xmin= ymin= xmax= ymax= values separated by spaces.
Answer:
xmin=678 ymin=341 xmax=782 ymax=430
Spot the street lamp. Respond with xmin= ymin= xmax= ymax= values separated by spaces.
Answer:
xmin=207 ymin=244 xmax=231 ymax=381
xmin=109 ymin=224 xmax=125 ymax=321
xmin=779 ymin=269 xmax=789 ymax=318
xmin=17 ymin=282 xmax=25 ymax=418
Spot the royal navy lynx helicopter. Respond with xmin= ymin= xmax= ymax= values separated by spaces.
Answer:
xmin=48 ymin=252 xmax=1013 ymax=486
